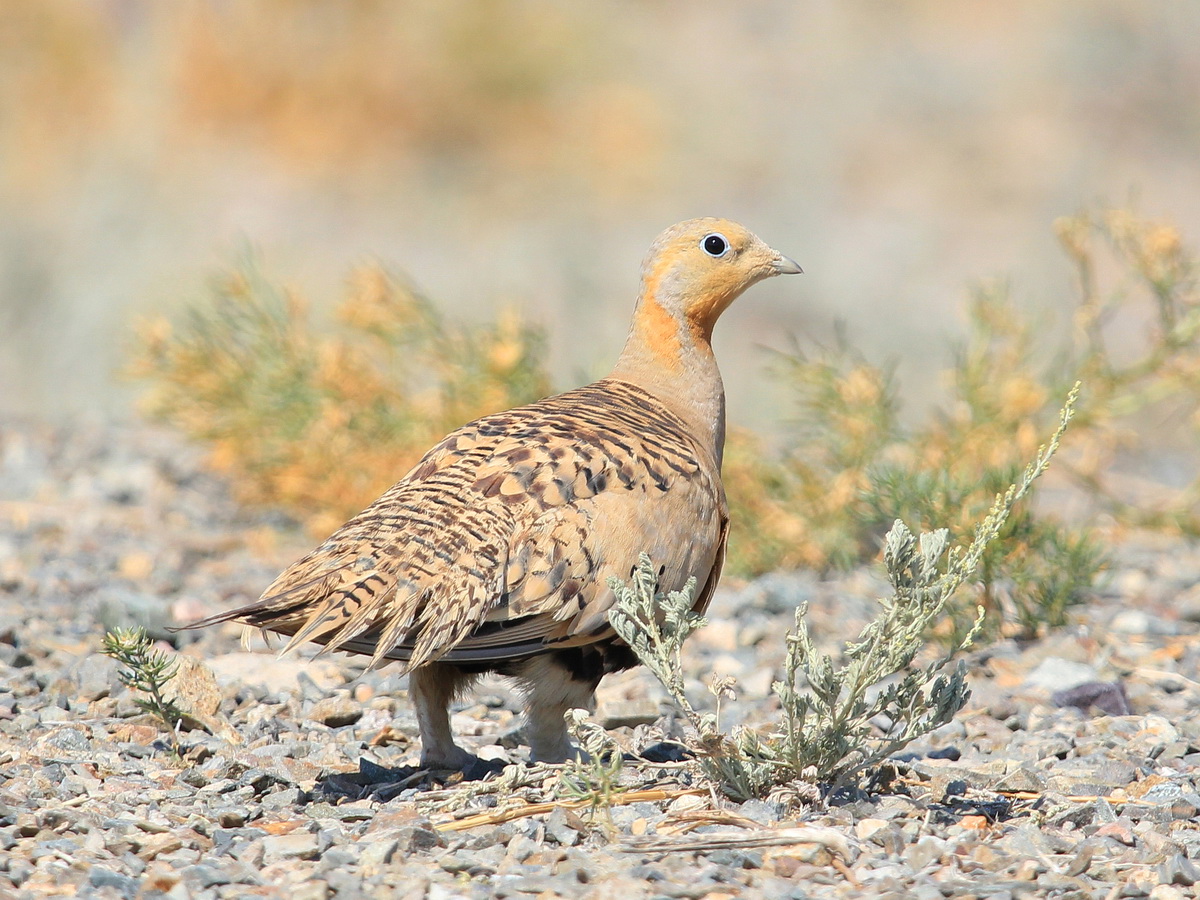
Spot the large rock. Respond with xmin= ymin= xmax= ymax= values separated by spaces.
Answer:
xmin=1024 ymin=657 xmax=1099 ymax=692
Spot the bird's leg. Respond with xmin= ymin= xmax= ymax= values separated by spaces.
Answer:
xmin=515 ymin=653 xmax=602 ymax=763
xmin=409 ymin=663 xmax=477 ymax=769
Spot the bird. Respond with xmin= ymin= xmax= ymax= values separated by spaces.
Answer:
xmin=182 ymin=218 xmax=801 ymax=767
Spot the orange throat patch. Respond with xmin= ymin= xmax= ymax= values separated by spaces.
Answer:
xmin=635 ymin=296 xmax=686 ymax=371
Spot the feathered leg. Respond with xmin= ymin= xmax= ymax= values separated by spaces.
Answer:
xmin=409 ymin=663 xmax=477 ymax=769
xmin=514 ymin=652 xmax=602 ymax=763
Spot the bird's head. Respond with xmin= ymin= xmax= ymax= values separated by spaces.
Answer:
xmin=639 ymin=217 xmax=801 ymax=341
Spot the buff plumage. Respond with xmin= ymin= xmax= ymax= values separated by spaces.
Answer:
xmin=185 ymin=218 xmax=801 ymax=765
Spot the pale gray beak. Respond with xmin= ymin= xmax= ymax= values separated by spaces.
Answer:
xmin=772 ymin=254 xmax=803 ymax=275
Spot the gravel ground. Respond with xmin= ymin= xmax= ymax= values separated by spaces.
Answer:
xmin=2 ymin=420 xmax=1200 ymax=900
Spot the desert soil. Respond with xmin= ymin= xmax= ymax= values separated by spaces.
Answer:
xmin=2 ymin=421 xmax=1200 ymax=900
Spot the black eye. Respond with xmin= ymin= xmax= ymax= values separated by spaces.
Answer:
xmin=702 ymin=233 xmax=729 ymax=257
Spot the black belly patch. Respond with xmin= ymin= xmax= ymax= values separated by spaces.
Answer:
xmin=552 ymin=641 xmax=640 ymax=683
xmin=474 ymin=639 xmax=640 ymax=685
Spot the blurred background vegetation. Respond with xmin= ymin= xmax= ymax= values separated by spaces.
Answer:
xmin=3 ymin=1 xmax=1198 ymax=428
xmin=129 ymin=208 xmax=1199 ymax=641
xmin=3 ymin=2 xmax=1199 ymax=639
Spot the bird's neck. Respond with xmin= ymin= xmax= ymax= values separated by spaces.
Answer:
xmin=609 ymin=294 xmax=727 ymax=466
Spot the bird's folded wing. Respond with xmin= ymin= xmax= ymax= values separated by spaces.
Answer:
xmin=177 ymin=381 xmax=727 ymax=670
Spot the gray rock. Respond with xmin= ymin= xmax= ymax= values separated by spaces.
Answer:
xmin=707 ymin=849 xmax=763 ymax=869
xmin=437 ymin=850 xmax=479 ymax=874
xmin=1169 ymin=798 xmax=1200 ymax=821
xmin=314 ymin=847 xmax=356 ymax=872
xmin=544 ymin=806 xmax=580 ymax=846
xmin=5 ymin=860 xmax=33 ymax=887
xmin=70 ymin=653 xmax=122 ymax=701
xmin=905 ymin=836 xmax=947 ymax=872
xmin=38 ymin=727 xmax=91 ymax=753
xmin=735 ymin=572 xmax=818 ymax=615
xmin=991 ymin=766 xmax=1048 ymax=793
xmin=501 ymin=874 xmax=587 ymax=895
xmin=291 ymin=881 xmax=331 ymax=900
xmin=212 ymin=830 xmax=268 ymax=854
xmin=88 ymin=865 xmax=138 ymax=899
xmin=1025 ymin=658 xmax=1099 ymax=691
xmin=1035 ymin=872 xmax=1090 ymax=893
xmin=1150 ymin=886 xmax=1191 ymax=900
xmin=357 ymin=835 xmax=400 ymax=873
xmin=37 ymin=706 xmax=73 ymax=724
xmin=1046 ymin=758 xmax=1138 ymax=794
xmin=230 ymin=838 xmax=265 ymax=868
xmin=1053 ymin=681 xmax=1132 ymax=716
xmin=737 ymin=799 xmax=783 ymax=825
xmin=1141 ymin=782 xmax=1185 ymax=804
xmin=395 ymin=823 xmax=445 ymax=854
xmin=324 ymin=871 xmax=364 ymax=896
xmin=232 ymin=861 xmax=267 ymax=887
xmin=183 ymin=864 xmax=234 ymax=888
xmin=262 ymin=831 xmax=320 ymax=863
xmin=93 ymin=587 xmax=176 ymax=643
xmin=609 ymin=803 xmax=666 ymax=831
xmin=1110 ymin=609 xmax=1179 ymax=635
xmin=295 ymin=672 xmax=329 ymax=703
xmin=1115 ymin=803 xmax=1175 ymax=824
xmin=179 ymin=768 xmax=209 ymax=788
xmin=1093 ymin=797 xmax=1119 ymax=824
xmin=1050 ymin=800 xmax=1105 ymax=828
xmin=1177 ymin=587 xmax=1200 ymax=623
xmin=1063 ymin=842 xmax=1096 ymax=876
xmin=306 ymin=696 xmax=363 ymax=728
xmin=306 ymin=801 xmax=375 ymax=822
xmin=997 ymin=824 xmax=1079 ymax=857
xmin=261 ymin=787 xmax=304 ymax=810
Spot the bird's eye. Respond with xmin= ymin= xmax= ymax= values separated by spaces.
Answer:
xmin=702 ymin=233 xmax=729 ymax=258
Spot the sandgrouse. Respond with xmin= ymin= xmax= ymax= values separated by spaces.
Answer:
xmin=185 ymin=218 xmax=801 ymax=766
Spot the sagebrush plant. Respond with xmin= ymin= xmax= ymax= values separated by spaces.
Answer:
xmin=101 ymin=627 xmax=185 ymax=755
xmin=612 ymin=386 xmax=1078 ymax=800
xmin=557 ymin=709 xmax=626 ymax=830
xmin=723 ymin=335 xmax=901 ymax=575
xmin=724 ymin=313 xmax=1101 ymax=645
xmin=725 ymin=209 xmax=1198 ymax=639
xmin=129 ymin=260 xmax=550 ymax=537
xmin=1054 ymin=210 xmax=1200 ymax=532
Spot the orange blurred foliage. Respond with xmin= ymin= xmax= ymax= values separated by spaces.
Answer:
xmin=129 ymin=259 xmax=550 ymax=539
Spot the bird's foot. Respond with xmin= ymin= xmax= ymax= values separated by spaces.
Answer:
xmin=419 ymin=743 xmax=478 ymax=771
xmin=419 ymin=747 xmax=505 ymax=782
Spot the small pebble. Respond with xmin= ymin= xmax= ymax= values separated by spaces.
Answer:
xmin=306 ymin=696 xmax=363 ymax=728
xmin=261 ymin=832 xmax=320 ymax=863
